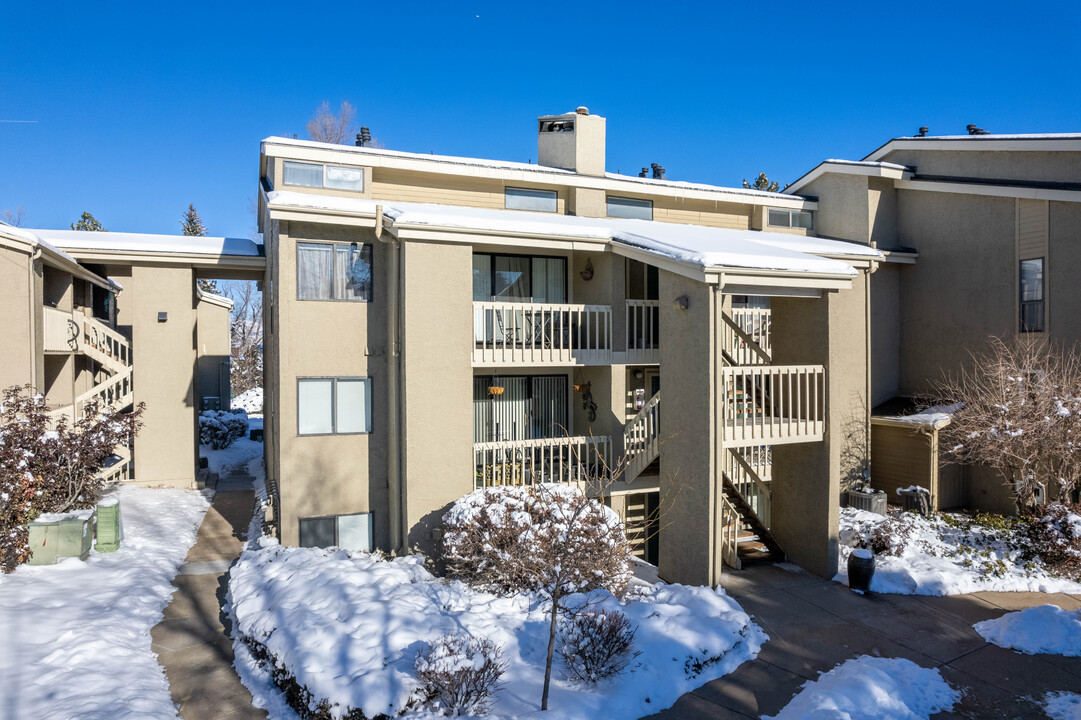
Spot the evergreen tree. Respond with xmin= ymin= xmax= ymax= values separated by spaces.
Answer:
xmin=180 ymin=203 xmax=208 ymax=237
xmin=71 ymin=211 xmax=105 ymax=231
xmin=742 ymin=172 xmax=782 ymax=193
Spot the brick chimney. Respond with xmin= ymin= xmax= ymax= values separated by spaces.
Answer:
xmin=537 ymin=107 xmax=606 ymax=176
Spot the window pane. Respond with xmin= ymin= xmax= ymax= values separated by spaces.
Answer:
xmin=767 ymin=209 xmax=791 ymax=227
xmin=794 ymin=211 xmax=814 ymax=229
xmin=297 ymin=243 xmax=334 ymax=300
xmin=299 ymin=516 xmax=336 ymax=548
xmin=607 ymin=196 xmax=653 ymax=220
xmin=324 ymin=165 xmax=364 ymax=191
xmin=531 ymin=257 xmax=566 ymax=303
xmin=494 ymin=256 xmax=530 ymax=300
xmin=472 ymin=255 xmax=492 ymax=301
xmin=337 ymin=512 xmax=373 ymax=552
xmin=505 ymin=187 xmax=558 ymax=212
xmin=336 ymin=379 xmax=371 ymax=434
xmin=1020 ymin=258 xmax=1044 ymax=301
xmin=334 ymin=244 xmax=372 ymax=301
xmin=283 ymin=161 xmax=323 ymax=188
xmin=298 ymin=378 xmax=334 ymax=434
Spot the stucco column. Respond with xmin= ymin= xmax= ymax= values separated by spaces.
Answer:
xmin=131 ymin=264 xmax=197 ymax=487
xmin=769 ymin=270 xmax=870 ymax=578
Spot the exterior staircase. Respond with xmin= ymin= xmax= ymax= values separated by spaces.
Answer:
xmin=721 ymin=447 xmax=784 ymax=569
xmin=622 ymin=391 xmax=660 ymax=481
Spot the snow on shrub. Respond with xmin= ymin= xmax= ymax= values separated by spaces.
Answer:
xmin=441 ymin=484 xmax=632 ymax=598
xmin=558 ymin=608 xmax=639 ymax=683
xmin=231 ymin=387 xmax=264 ymax=414
xmin=415 ymin=634 xmax=506 ymax=716
xmin=198 ymin=409 xmax=248 ymax=450
xmin=1017 ymin=503 xmax=1081 ymax=581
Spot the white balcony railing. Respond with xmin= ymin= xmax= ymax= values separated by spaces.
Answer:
xmin=625 ymin=300 xmax=660 ymax=364
xmin=722 ymin=308 xmax=771 ymax=366
xmin=720 ymin=365 xmax=825 ymax=446
xmin=472 ymin=302 xmax=612 ymax=366
xmin=43 ymin=307 xmax=80 ymax=353
xmin=623 ymin=391 xmax=660 ymax=481
xmin=473 ymin=435 xmax=611 ymax=489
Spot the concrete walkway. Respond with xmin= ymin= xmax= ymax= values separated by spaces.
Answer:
xmin=151 ymin=467 xmax=266 ymax=720
xmin=646 ymin=564 xmax=1081 ymax=719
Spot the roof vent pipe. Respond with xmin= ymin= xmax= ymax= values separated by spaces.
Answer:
xmin=966 ymin=124 xmax=978 ymax=135
xmin=917 ymin=126 xmax=928 ymax=137
xmin=575 ymin=106 xmax=589 ymax=115
xmin=355 ymin=127 xmax=372 ymax=147
xmin=639 ymin=167 xmax=649 ymax=178
xmin=651 ymin=163 xmax=665 ymax=180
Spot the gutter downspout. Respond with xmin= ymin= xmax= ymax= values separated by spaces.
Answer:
xmin=865 ymin=255 xmax=876 ymax=484
xmin=375 ymin=207 xmax=405 ymax=552
xmin=29 ymin=247 xmax=42 ymax=391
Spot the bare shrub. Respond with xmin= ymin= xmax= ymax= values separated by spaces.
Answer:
xmin=853 ymin=512 xmax=916 ymax=557
xmin=415 ymin=634 xmax=506 ymax=716
xmin=933 ymin=337 xmax=1081 ymax=511
xmin=558 ymin=609 xmax=639 ymax=683
xmin=1017 ymin=503 xmax=1081 ymax=580
xmin=306 ymin=101 xmax=356 ymax=145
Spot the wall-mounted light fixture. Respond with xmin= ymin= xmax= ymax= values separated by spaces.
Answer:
xmin=674 ymin=295 xmax=689 ymax=310
xmin=579 ymin=258 xmax=594 ymax=282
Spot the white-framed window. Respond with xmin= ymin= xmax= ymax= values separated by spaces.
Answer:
xmin=768 ymin=208 xmax=814 ymax=229
xmin=505 ymin=187 xmax=558 ymax=213
xmin=283 ymin=161 xmax=365 ymax=192
xmin=297 ymin=377 xmax=371 ymax=435
xmin=607 ymin=196 xmax=653 ymax=220
xmin=1020 ymin=257 xmax=1045 ymax=333
xmin=296 ymin=242 xmax=372 ymax=301
xmin=299 ymin=512 xmax=373 ymax=551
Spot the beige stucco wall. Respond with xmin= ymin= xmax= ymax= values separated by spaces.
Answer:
xmin=880 ymin=148 xmax=1081 ymax=185
xmin=771 ymin=271 xmax=870 ymax=578
xmin=896 ymin=190 xmax=1015 ymax=395
xmin=0 ymin=245 xmax=38 ymax=392
xmin=196 ymin=298 xmax=232 ymax=408
xmin=1048 ymin=201 xmax=1081 ymax=343
xmin=400 ymin=240 xmax=473 ymax=550
xmin=871 ymin=263 xmax=901 ymax=404
xmin=656 ymin=271 xmax=717 ymax=585
xmin=274 ymin=221 xmax=389 ymax=548
xmin=802 ymin=174 xmax=870 ymax=243
xmin=130 ymin=264 xmax=197 ymax=487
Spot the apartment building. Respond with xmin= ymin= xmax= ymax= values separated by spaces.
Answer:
xmin=258 ymin=108 xmax=882 ymax=585
xmin=0 ymin=223 xmax=262 ymax=486
xmin=788 ymin=130 xmax=1081 ymax=513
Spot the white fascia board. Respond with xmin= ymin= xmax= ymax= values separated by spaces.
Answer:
xmin=866 ymin=137 xmax=1081 ymax=161
xmin=391 ymin=224 xmax=609 ymax=253
xmin=879 ymin=249 xmax=918 ymax=264
xmin=896 ymin=179 xmax=1081 ymax=203
xmin=196 ymin=287 xmax=234 ymax=310
xmin=267 ymin=204 xmax=379 ymax=228
xmin=786 ymin=161 xmax=913 ymax=195
xmin=261 ymin=139 xmax=816 ymax=210
xmin=712 ymin=268 xmax=854 ymax=292
xmin=609 ymin=243 xmax=711 ymax=284
xmin=57 ymin=248 xmax=267 ymax=269
xmin=0 ymin=228 xmax=118 ymax=291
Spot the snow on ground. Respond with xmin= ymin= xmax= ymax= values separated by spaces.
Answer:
xmin=763 ymin=656 xmax=959 ymax=720
xmin=201 ymin=415 xmax=263 ymax=476
xmin=231 ymin=387 xmax=264 ymax=413
xmin=1044 ymin=692 xmax=1081 ymax=720
xmin=0 ymin=486 xmax=211 ymax=720
xmin=835 ymin=508 xmax=1081 ymax=595
xmin=974 ymin=605 xmax=1081 ymax=656
xmin=227 ymin=542 xmax=764 ymax=720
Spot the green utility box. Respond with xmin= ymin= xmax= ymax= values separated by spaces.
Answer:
xmin=28 ymin=510 xmax=94 ymax=565
xmin=95 ymin=499 xmax=123 ymax=552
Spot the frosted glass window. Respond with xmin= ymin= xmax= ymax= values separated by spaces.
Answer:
xmin=607 ymin=196 xmax=653 ymax=220
xmin=299 ymin=516 xmax=335 ymax=548
xmin=283 ymin=161 xmax=323 ymax=188
xmin=505 ymin=187 xmax=558 ymax=212
xmin=336 ymin=379 xmax=371 ymax=434
xmin=297 ymin=378 xmax=333 ymax=435
xmin=768 ymin=209 xmax=791 ymax=227
xmin=794 ymin=211 xmax=814 ymax=229
xmin=325 ymin=165 xmax=364 ymax=191
xmin=337 ymin=512 xmax=373 ymax=552
xmin=768 ymin=209 xmax=814 ymax=230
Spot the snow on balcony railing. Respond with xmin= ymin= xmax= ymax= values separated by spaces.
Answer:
xmin=472 ymin=302 xmax=611 ymax=366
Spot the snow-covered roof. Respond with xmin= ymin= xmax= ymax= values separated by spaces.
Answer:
xmin=266 ymin=190 xmax=881 ymax=279
xmin=785 ymin=158 xmax=914 ymax=195
xmin=872 ymin=403 xmax=961 ymax=429
xmin=29 ymin=229 xmax=263 ymax=258
xmin=822 ymin=159 xmax=912 ymax=171
xmin=0 ymin=223 xmax=121 ymax=291
xmin=863 ymin=133 xmax=1081 ymax=162
xmin=261 ymin=136 xmax=803 ymax=204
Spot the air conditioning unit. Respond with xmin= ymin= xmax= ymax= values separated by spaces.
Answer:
xmin=846 ymin=488 xmax=887 ymax=515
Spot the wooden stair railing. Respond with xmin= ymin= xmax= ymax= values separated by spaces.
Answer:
xmin=622 ymin=391 xmax=660 ymax=481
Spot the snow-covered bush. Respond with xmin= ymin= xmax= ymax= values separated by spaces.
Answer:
xmin=199 ymin=409 xmax=248 ymax=450
xmin=442 ymin=484 xmax=632 ymax=598
xmin=231 ymin=387 xmax=264 ymax=414
xmin=415 ymin=634 xmax=506 ymax=716
xmin=558 ymin=609 xmax=639 ymax=683
xmin=0 ymin=384 xmax=143 ymax=572
xmin=1018 ymin=503 xmax=1081 ymax=580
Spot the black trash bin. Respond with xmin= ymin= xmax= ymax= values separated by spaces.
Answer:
xmin=847 ymin=549 xmax=875 ymax=592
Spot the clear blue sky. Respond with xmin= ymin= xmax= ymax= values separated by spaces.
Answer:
xmin=3 ymin=1 xmax=1078 ymax=239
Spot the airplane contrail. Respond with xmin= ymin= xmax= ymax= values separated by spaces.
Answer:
xmin=0 ymin=120 xmax=38 ymax=123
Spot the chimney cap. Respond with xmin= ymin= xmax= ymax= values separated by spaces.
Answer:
xmin=575 ymin=106 xmax=589 ymax=115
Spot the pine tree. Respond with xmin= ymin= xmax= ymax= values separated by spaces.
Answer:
xmin=742 ymin=172 xmax=781 ymax=193
xmin=180 ymin=204 xmax=208 ymax=237
xmin=71 ymin=211 xmax=105 ymax=231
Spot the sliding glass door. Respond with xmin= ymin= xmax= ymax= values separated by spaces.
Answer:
xmin=473 ymin=375 xmax=568 ymax=442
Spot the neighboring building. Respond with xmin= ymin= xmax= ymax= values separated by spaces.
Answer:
xmin=257 ymin=108 xmax=881 ymax=585
xmin=787 ymin=130 xmax=1081 ymax=513
xmin=0 ymin=223 xmax=262 ymax=487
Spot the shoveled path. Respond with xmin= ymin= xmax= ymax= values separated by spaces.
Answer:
xmin=644 ymin=563 xmax=1081 ymax=719
xmin=151 ymin=468 xmax=266 ymax=720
